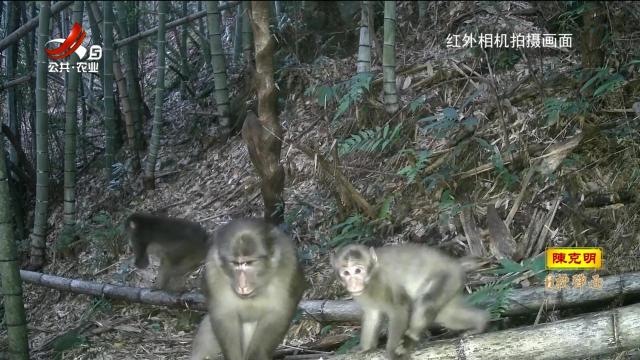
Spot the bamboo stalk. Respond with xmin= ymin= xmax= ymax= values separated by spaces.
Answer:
xmin=114 ymin=1 xmax=238 ymax=49
xmin=328 ymin=302 xmax=640 ymax=360
xmin=0 ymin=1 xmax=73 ymax=52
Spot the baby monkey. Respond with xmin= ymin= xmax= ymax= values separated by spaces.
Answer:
xmin=126 ymin=213 xmax=209 ymax=292
xmin=332 ymin=244 xmax=488 ymax=359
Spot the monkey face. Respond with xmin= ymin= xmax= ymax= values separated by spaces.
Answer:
xmin=225 ymin=255 xmax=269 ymax=298
xmin=332 ymin=245 xmax=377 ymax=297
xmin=338 ymin=263 xmax=368 ymax=296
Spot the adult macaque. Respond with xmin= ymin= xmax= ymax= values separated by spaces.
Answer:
xmin=191 ymin=315 xmax=221 ymax=360
xmin=201 ymin=218 xmax=306 ymax=360
xmin=126 ymin=213 xmax=209 ymax=292
xmin=332 ymin=244 xmax=488 ymax=359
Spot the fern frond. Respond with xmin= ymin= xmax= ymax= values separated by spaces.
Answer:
xmin=339 ymin=123 xmax=402 ymax=156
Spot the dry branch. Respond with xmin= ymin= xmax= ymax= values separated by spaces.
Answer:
xmin=0 ymin=1 xmax=74 ymax=52
xmin=328 ymin=302 xmax=640 ymax=360
xmin=296 ymin=145 xmax=376 ymax=219
xmin=20 ymin=270 xmax=640 ymax=321
xmin=113 ymin=1 xmax=238 ymax=49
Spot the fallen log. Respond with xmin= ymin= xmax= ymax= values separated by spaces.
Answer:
xmin=20 ymin=270 xmax=640 ymax=323
xmin=327 ymin=302 xmax=640 ymax=360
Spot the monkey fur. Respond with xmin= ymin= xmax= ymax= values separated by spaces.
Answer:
xmin=126 ymin=213 xmax=209 ymax=292
xmin=332 ymin=244 xmax=489 ymax=359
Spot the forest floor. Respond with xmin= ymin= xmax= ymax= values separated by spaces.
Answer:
xmin=10 ymin=2 xmax=640 ymax=359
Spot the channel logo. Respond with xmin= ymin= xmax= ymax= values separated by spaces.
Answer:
xmin=46 ymin=22 xmax=102 ymax=73
xmin=46 ymin=22 xmax=87 ymax=60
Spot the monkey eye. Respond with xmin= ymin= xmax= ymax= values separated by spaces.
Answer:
xmin=342 ymin=270 xmax=350 ymax=276
xmin=354 ymin=268 xmax=361 ymax=274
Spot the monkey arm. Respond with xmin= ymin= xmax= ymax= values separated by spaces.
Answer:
xmin=244 ymin=303 xmax=298 ymax=359
xmin=359 ymin=308 xmax=382 ymax=352
xmin=209 ymin=311 xmax=244 ymax=360
xmin=191 ymin=315 xmax=221 ymax=360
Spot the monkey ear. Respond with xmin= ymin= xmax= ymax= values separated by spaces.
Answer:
xmin=368 ymin=247 xmax=378 ymax=264
xmin=329 ymin=251 xmax=336 ymax=267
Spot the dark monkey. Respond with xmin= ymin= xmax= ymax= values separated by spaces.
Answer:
xmin=126 ymin=213 xmax=209 ymax=292
xmin=332 ymin=244 xmax=488 ymax=359
xmin=192 ymin=218 xmax=306 ymax=360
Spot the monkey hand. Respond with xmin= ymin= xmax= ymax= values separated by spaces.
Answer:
xmin=388 ymin=337 xmax=417 ymax=360
xmin=404 ymin=329 xmax=420 ymax=343
xmin=401 ymin=333 xmax=419 ymax=350
xmin=356 ymin=346 xmax=376 ymax=354
xmin=387 ymin=345 xmax=411 ymax=360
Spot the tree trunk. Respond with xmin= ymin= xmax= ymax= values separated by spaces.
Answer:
xmin=418 ymin=1 xmax=427 ymax=24
xmin=6 ymin=2 xmax=27 ymax=242
xmin=86 ymin=1 xmax=104 ymax=80
xmin=79 ymin=80 xmax=88 ymax=166
xmin=27 ymin=2 xmax=37 ymax=164
xmin=103 ymin=1 xmax=116 ymax=182
xmin=0 ymin=128 xmax=29 ymax=360
xmin=274 ymin=0 xmax=283 ymax=22
xmin=382 ymin=0 xmax=398 ymax=113
xmin=233 ymin=3 xmax=242 ymax=64
xmin=63 ymin=1 xmax=83 ymax=232
xmin=180 ymin=1 xmax=191 ymax=81
xmin=196 ymin=1 xmax=213 ymax=72
xmin=242 ymin=1 xmax=285 ymax=226
xmin=5 ymin=1 xmax=20 ymax=165
xmin=114 ymin=1 xmax=145 ymax=158
xmin=28 ymin=0 xmax=52 ymax=270
xmin=356 ymin=1 xmax=372 ymax=74
xmin=143 ymin=0 xmax=168 ymax=190
xmin=207 ymin=1 xmax=231 ymax=140
xmin=241 ymin=1 xmax=253 ymax=66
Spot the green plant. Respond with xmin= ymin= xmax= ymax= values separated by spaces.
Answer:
xmin=338 ymin=123 xmax=402 ymax=156
xmin=475 ymin=138 xmax=519 ymax=188
xmin=51 ymin=329 xmax=87 ymax=359
xmin=418 ymin=107 xmax=478 ymax=139
xmin=305 ymin=73 xmax=375 ymax=122
xmin=579 ymin=68 xmax=625 ymax=98
xmin=492 ymin=48 xmax=522 ymax=71
xmin=86 ymin=211 xmax=127 ymax=270
xmin=542 ymin=98 xmax=589 ymax=126
xmin=51 ymin=299 xmax=111 ymax=359
xmin=305 ymin=83 xmax=338 ymax=107
xmin=329 ymin=213 xmax=375 ymax=247
xmin=409 ymin=95 xmax=427 ymax=113
xmin=397 ymin=149 xmax=431 ymax=184
xmin=335 ymin=333 xmax=361 ymax=354
xmin=55 ymin=223 xmax=81 ymax=254
xmin=377 ymin=195 xmax=394 ymax=221
xmin=554 ymin=2 xmax=585 ymax=33
xmin=333 ymin=73 xmax=374 ymax=121
xmin=469 ymin=254 xmax=547 ymax=320
xmin=467 ymin=279 xmax=513 ymax=320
